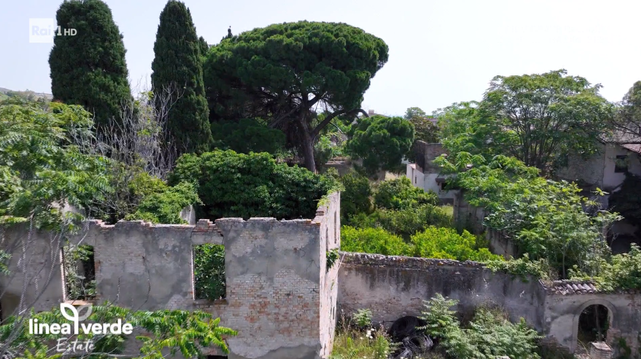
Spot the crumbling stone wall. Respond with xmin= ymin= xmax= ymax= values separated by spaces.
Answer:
xmin=336 ymin=253 xmax=546 ymax=330
xmin=0 ymin=192 xmax=341 ymax=359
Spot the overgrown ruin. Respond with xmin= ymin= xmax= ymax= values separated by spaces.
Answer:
xmin=1 ymin=192 xmax=640 ymax=358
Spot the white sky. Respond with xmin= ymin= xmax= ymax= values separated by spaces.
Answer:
xmin=1 ymin=0 xmax=640 ymax=116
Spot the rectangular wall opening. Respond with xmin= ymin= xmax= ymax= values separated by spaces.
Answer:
xmin=193 ymin=244 xmax=226 ymax=300
xmin=62 ymin=244 xmax=96 ymax=301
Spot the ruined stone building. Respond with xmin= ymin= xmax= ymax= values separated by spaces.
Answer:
xmin=1 ymin=192 xmax=640 ymax=358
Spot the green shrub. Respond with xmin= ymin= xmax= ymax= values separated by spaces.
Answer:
xmin=374 ymin=177 xmax=438 ymax=210
xmin=589 ymin=244 xmax=641 ymax=291
xmin=377 ymin=205 xmax=453 ymax=239
xmin=126 ymin=182 xmax=201 ymax=224
xmin=410 ymin=227 xmax=503 ymax=262
xmin=194 ymin=244 xmax=226 ymax=300
xmin=420 ymin=295 xmax=542 ymax=359
xmin=168 ymin=150 xmax=338 ymax=220
xmin=315 ymin=134 xmax=343 ymax=171
xmin=353 ymin=309 xmax=373 ymax=329
xmin=419 ymin=293 xmax=460 ymax=340
xmin=347 ymin=204 xmax=453 ymax=239
xmin=340 ymin=171 xmax=373 ymax=221
xmin=340 ymin=226 xmax=411 ymax=256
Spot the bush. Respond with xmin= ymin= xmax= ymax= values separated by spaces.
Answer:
xmin=410 ymin=227 xmax=503 ymax=262
xmin=589 ymin=244 xmax=641 ymax=291
xmin=168 ymin=150 xmax=338 ymax=220
xmin=126 ymin=182 xmax=201 ymax=224
xmin=420 ymin=295 xmax=542 ymax=359
xmin=194 ymin=244 xmax=226 ymax=300
xmin=374 ymin=177 xmax=438 ymax=210
xmin=347 ymin=204 xmax=453 ymax=239
xmin=340 ymin=171 xmax=373 ymax=221
xmin=341 ymin=226 xmax=411 ymax=256
xmin=352 ymin=309 xmax=373 ymax=329
xmin=376 ymin=205 xmax=453 ymax=239
xmin=341 ymin=225 xmax=501 ymax=263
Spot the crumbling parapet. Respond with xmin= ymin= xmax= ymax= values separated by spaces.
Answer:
xmin=0 ymin=191 xmax=342 ymax=359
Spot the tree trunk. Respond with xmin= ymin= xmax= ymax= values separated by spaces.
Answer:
xmin=301 ymin=128 xmax=316 ymax=173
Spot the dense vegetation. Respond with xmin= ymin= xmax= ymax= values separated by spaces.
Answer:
xmin=7 ymin=0 xmax=641 ymax=356
xmin=345 ymin=115 xmax=415 ymax=175
xmin=151 ymin=0 xmax=212 ymax=155
xmin=0 ymin=303 xmax=236 ymax=358
xmin=168 ymin=150 xmax=338 ymax=220
xmin=49 ymin=0 xmax=132 ymax=134
xmin=203 ymin=21 xmax=389 ymax=172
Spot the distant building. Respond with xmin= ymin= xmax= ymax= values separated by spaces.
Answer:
xmin=405 ymin=141 xmax=457 ymax=204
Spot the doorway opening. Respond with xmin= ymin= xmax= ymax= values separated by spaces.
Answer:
xmin=578 ymin=304 xmax=610 ymax=348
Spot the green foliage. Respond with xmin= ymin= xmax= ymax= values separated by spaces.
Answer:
xmin=49 ymin=0 xmax=132 ymax=133
xmin=314 ymin=134 xmax=343 ymax=171
xmin=420 ymin=295 xmax=542 ymax=359
xmin=151 ymin=0 xmax=213 ymax=154
xmin=614 ymin=81 xmax=641 ymax=138
xmin=410 ymin=227 xmax=503 ymax=262
xmin=436 ymin=152 xmax=620 ymax=279
xmin=126 ymin=182 xmax=201 ymax=224
xmin=341 ymin=225 xmax=500 ymax=262
xmin=0 ymin=101 xmax=110 ymax=230
xmin=373 ymin=177 xmax=438 ymax=211
xmin=63 ymin=244 xmax=96 ymax=301
xmin=168 ymin=150 xmax=338 ymax=220
xmin=585 ymin=244 xmax=641 ymax=292
xmin=438 ymin=70 xmax=614 ymax=173
xmin=349 ymin=204 xmax=453 ymax=239
xmin=330 ymin=325 xmax=393 ymax=359
xmin=326 ymin=249 xmax=339 ymax=272
xmin=339 ymin=171 xmax=373 ymax=221
xmin=485 ymin=255 xmax=552 ymax=281
xmin=609 ymin=174 xmax=641 ymax=225
xmin=352 ymin=309 xmax=373 ymax=329
xmin=405 ymin=106 xmax=440 ymax=144
xmin=341 ymin=226 xmax=410 ymax=256
xmin=211 ymin=118 xmax=286 ymax=155
xmin=194 ymin=244 xmax=226 ymax=300
xmin=346 ymin=116 xmax=414 ymax=175
xmin=0 ymin=303 xmax=237 ymax=359
xmin=419 ymin=293 xmax=460 ymax=340
xmin=204 ymin=21 xmax=389 ymax=171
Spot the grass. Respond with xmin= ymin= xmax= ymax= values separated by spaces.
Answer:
xmin=330 ymin=326 xmax=393 ymax=359
xmin=330 ymin=309 xmax=446 ymax=359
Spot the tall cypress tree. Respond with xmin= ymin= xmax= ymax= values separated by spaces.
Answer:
xmin=49 ymin=0 xmax=131 ymax=133
xmin=151 ymin=0 xmax=213 ymax=155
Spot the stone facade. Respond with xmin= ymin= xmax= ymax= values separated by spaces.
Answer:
xmin=337 ymin=253 xmax=546 ymax=329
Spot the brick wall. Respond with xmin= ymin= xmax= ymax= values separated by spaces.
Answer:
xmin=0 ymin=192 xmax=341 ymax=359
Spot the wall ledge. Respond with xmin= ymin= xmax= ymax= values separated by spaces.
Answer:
xmin=339 ymin=251 xmax=485 ymax=269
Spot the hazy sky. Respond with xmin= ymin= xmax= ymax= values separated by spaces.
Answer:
xmin=2 ymin=0 xmax=640 ymax=116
